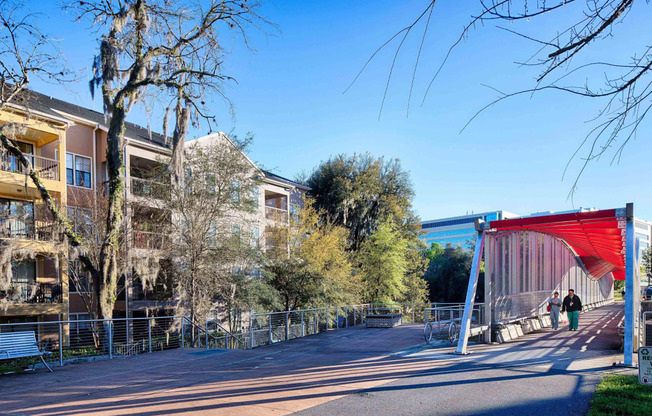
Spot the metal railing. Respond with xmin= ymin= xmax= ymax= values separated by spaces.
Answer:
xmin=0 ymin=282 xmax=63 ymax=304
xmin=131 ymin=177 xmax=169 ymax=199
xmin=264 ymin=206 xmax=288 ymax=221
xmin=131 ymin=230 xmax=168 ymax=250
xmin=423 ymin=303 xmax=484 ymax=343
xmin=0 ymin=152 xmax=59 ymax=181
xmin=0 ymin=217 xmax=61 ymax=241
xmin=0 ymin=316 xmax=195 ymax=370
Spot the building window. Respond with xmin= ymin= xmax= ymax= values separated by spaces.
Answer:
xmin=11 ymin=260 xmax=36 ymax=283
xmin=70 ymin=313 xmax=91 ymax=336
xmin=69 ymin=260 xmax=91 ymax=293
xmin=251 ymin=226 xmax=259 ymax=248
xmin=231 ymin=181 xmax=240 ymax=204
xmin=66 ymin=153 xmax=92 ymax=189
xmin=67 ymin=206 xmax=93 ymax=237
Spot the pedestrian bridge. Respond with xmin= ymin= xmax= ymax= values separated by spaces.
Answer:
xmin=456 ymin=203 xmax=642 ymax=367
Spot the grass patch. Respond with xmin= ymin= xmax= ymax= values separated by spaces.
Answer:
xmin=588 ymin=374 xmax=652 ymax=415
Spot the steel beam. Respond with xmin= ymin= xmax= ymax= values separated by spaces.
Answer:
xmin=455 ymin=226 xmax=485 ymax=355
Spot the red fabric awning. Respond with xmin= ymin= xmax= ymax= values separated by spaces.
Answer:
xmin=488 ymin=208 xmax=626 ymax=280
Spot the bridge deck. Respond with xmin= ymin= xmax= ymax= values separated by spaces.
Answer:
xmin=0 ymin=303 xmax=631 ymax=416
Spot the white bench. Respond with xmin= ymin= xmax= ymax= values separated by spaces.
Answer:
xmin=0 ymin=331 xmax=53 ymax=372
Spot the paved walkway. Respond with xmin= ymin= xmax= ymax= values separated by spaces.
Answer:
xmin=0 ymin=303 xmax=630 ymax=416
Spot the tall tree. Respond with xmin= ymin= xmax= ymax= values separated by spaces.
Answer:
xmin=306 ymin=153 xmax=414 ymax=251
xmin=264 ymin=197 xmax=359 ymax=310
xmin=357 ymin=219 xmax=409 ymax=303
xmin=1 ymin=0 xmax=266 ymax=319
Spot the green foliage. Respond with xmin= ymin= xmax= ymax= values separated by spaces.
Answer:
xmin=358 ymin=220 xmax=409 ymax=303
xmin=588 ymin=374 xmax=652 ymax=416
xmin=423 ymin=243 xmax=480 ymax=303
xmin=306 ymin=153 xmax=414 ymax=251
xmin=264 ymin=198 xmax=359 ymax=310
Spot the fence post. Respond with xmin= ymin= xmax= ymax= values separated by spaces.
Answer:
xmin=285 ymin=311 xmax=290 ymax=341
xmin=336 ymin=307 xmax=339 ymax=330
xmin=58 ymin=323 xmax=63 ymax=367
xmin=249 ymin=311 xmax=254 ymax=349
xmin=108 ymin=321 xmax=113 ymax=359
xmin=148 ymin=318 xmax=152 ymax=353
xmin=345 ymin=308 xmax=349 ymax=328
xmin=353 ymin=308 xmax=356 ymax=326
xmin=205 ymin=321 xmax=209 ymax=349
xmin=314 ymin=310 xmax=318 ymax=334
xmin=412 ymin=303 xmax=415 ymax=323
xmin=181 ymin=318 xmax=185 ymax=349
xmin=301 ymin=311 xmax=305 ymax=338
xmin=269 ymin=315 xmax=273 ymax=345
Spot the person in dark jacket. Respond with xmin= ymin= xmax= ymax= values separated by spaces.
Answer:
xmin=561 ymin=289 xmax=582 ymax=331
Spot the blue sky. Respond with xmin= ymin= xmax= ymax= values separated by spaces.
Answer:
xmin=29 ymin=1 xmax=652 ymax=220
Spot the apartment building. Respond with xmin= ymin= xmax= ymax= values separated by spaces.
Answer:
xmin=0 ymin=90 xmax=308 ymax=327
xmin=190 ymin=133 xmax=310 ymax=255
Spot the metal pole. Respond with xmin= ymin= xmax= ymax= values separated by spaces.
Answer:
xmin=353 ymin=307 xmax=356 ymax=326
xmin=314 ymin=310 xmax=318 ymax=334
xmin=286 ymin=311 xmax=290 ymax=341
xmin=412 ymin=303 xmax=415 ymax=323
xmin=345 ymin=308 xmax=349 ymax=328
xmin=58 ymin=323 xmax=63 ymax=367
xmin=205 ymin=321 xmax=208 ymax=349
xmin=336 ymin=307 xmax=339 ymax=330
xmin=181 ymin=318 xmax=185 ymax=349
xmin=268 ymin=315 xmax=272 ymax=345
xmin=108 ymin=321 xmax=113 ymax=359
xmin=148 ymin=318 xmax=152 ymax=353
xmin=624 ymin=203 xmax=635 ymax=366
xmin=249 ymin=311 xmax=254 ymax=349
xmin=301 ymin=311 xmax=305 ymax=337
xmin=456 ymin=226 xmax=486 ymax=355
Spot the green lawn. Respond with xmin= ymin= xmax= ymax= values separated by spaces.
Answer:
xmin=588 ymin=374 xmax=652 ymax=415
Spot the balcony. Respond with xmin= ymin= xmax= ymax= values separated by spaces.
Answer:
xmin=265 ymin=206 xmax=288 ymax=222
xmin=0 ymin=217 xmax=61 ymax=242
xmin=0 ymin=152 xmax=59 ymax=181
xmin=0 ymin=282 xmax=63 ymax=304
xmin=131 ymin=177 xmax=169 ymax=200
xmin=132 ymin=230 xmax=168 ymax=250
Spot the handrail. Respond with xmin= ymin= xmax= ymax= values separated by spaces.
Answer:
xmin=206 ymin=319 xmax=248 ymax=348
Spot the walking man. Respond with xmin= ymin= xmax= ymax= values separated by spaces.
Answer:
xmin=548 ymin=291 xmax=562 ymax=330
xmin=561 ymin=289 xmax=582 ymax=331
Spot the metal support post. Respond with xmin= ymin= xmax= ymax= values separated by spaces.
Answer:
xmin=412 ymin=303 xmax=415 ymax=323
xmin=301 ymin=311 xmax=305 ymax=337
xmin=336 ymin=307 xmax=339 ymax=329
xmin=249 ymin=311 xmax=254 ymax=349
xmin=285 ymin=312 xmax=290 ymax=341
xmin=624 ymin=203 xmax=635 ymax=366
xmin=108 ymin=321 xmax=113 ymax=359
xmin=148 ymin=319 xmax=152 ymax=353
xmin=346 ymin=308 xmax=349 ymax=328
xmin=353 ymin=308 xmax=356 ymax=326
xmin=269 ymin=316 xmax=273 ymax=345
xmin=181 ymin=318 xmax=185 ymax=349
xmin=455 ymin=225 xmax=486 ymax=355
xmin=58 ymin=323 xmax=63 ymax=367
xmin=205 ymin=322 xmax=208 ymax=349
xmin=314 ymin=310 xmax=318 ymax=334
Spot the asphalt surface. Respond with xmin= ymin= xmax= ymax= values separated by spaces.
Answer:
xmin=0 ymin=303 xmax=631 ymax=416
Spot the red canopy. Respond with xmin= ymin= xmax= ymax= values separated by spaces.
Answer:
xmin=488 ymin=208 xmax=626 ymax=280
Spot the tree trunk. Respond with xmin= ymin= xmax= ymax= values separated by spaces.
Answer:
xmin=98 ymin=105 xmax=127 ymax=319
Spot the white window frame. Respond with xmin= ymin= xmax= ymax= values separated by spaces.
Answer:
xmin=66 ymin=152 xmax=93 ymax=190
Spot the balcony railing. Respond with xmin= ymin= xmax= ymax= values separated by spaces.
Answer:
xmin=0 ymin=152 xmax=59 ymax=181
xmin=0 ymin=282 xmax=63 ymax=304
xmin=265 ymin=206 xmax=288 ymax=221
xmin=132 ymin=230 xmax=168 ymax=250
xmin=0 ymin=217 xmax=61 ymax=241
xmin=131 ymin=177 xmax=169 ymax=200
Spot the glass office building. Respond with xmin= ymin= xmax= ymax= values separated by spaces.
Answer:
xmin=420 ymin=210 xmax=519 ymax=249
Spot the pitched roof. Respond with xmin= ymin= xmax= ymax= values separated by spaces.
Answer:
xmin=8 ymin=88 xmax=169 ymax=148
xmin=263 ymin=170 xmax=310 ymax=191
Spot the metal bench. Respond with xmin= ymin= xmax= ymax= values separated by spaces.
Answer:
xmin=0 ymin=331 xmax=53 ymax=372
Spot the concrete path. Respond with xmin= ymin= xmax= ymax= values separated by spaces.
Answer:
xmin=0 ymin=303 xmax=629 ymax=416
